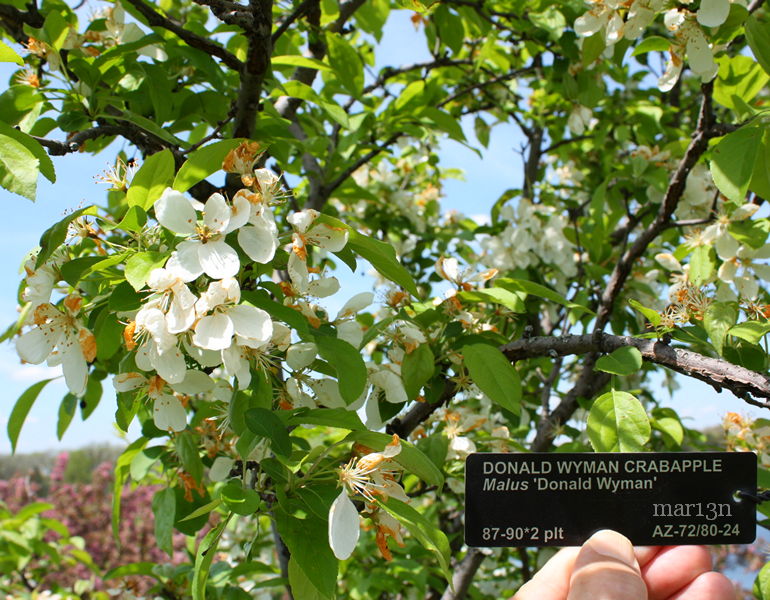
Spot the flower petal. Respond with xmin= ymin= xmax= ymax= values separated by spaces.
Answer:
xmin=697 ymin=0 xmax=730 ymax=28
xmin=193 ymin=313 xmax=234 ymax=351
xmin=169 ymin=240 xmax=204 ymax=282
xmin=61 ymin=335 xmax=88 ymax=397
xmin=154 ymin=345 xmax=187 ymax=384
xmin=309 ymin=224 xmax=348 ymax=252
xmin=328 ymin=492 xmax=360 ymax=560
xmin=225 ymin=193 xmax=251 ymax=233
xmin=198 ymin=240 xmax=240 ymax=280
xmin=209 ymin=456 xmax=235 ymax=482
xmin=154 ymin=393 xmax=187 ymax=432
xmin=203 ymin=193 xmax=231 ymax=234
xmin=286 ymin=342 xmax=318 ymax=370
xmin=237 ymin=220 xmax=278 ymax=264
xmin=155 ymin=188 xmax=197 ymax=235
xmin=227 ymin=305 xmax=273 ymax=345
xmin=16 ymin=324 xmax=60 ymax=364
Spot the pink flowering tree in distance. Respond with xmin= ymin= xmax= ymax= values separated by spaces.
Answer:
xmin=1 ymin=0 xmax=770 ymax=597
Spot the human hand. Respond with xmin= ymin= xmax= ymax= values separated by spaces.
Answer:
xmin=513 ymin=529 xmax=736 ymax=600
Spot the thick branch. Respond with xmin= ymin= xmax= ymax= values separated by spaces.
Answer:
xmin=123 ymin=0 xmax=242 ymax=71
xmin=193 ymin=0 xmax=253 ymax=27
xmin=232 ymin=0 xmax=273 ymax=139
xmin=595 ymin=82 xmax=717 ymax=330
xmin=387 ymin=378 xmax=458 ymax=439
xmin=502 ymin=333 xmax=770 ymax=405
xmin=0 ymin=2 xmax=44 ymax=44
xmin=440 ymin=549 xmax=486 ymax=600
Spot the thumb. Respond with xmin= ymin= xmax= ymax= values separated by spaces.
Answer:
xmin=568 ymin=530 xmax=648 ymax=600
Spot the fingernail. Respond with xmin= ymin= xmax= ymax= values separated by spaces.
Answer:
xmin=585 ymin=530 xmax=636 ymax=566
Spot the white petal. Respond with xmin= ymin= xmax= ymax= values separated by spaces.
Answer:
xmin=286 ymin=342 xmax=317 ymax=370
xmin=574 ymin=10 xmax=607 ymax=37
xmin=684 ymin=24 xmax=716 ymax=78
xmin=184 ymin=338 xmax=224 ymax=368
xmin=154 ymin=393 xmax=187 ymax=432
xmin=171 ymin=369 xmax=215 ymax=395
xmin=153 ymin=345 xmax=187 ymax=384
xmin=169 ymin=241 xmax=204 ymax=282
xmin=310 ymin=379 xmax=346 ymax=408
xmin=655 ymin=253 xmax=683 ymax=272
xmin=237 ymin=221 xmax=278 ymax=264
xmin=448 ymin=436 xmax=477 ymax=459
xmin=307 ymin=276 xmax=340 ymax=298
xmin=288 ymin=209 xmax=318 ymax=233
xmin=288 ymin=252 xmax=309 ymax=292
xmin=732 ymin=204 xmax=759 ymax=221
xmin=228 ymin=305 xmax=273 ymax=345
xmin=736 ymin=274 xmax=759 ymax=299
xmin=715 ymin=233 xmax=740 ymax=261
xmin=328 ymin=492 xmax=360 ymax=560
xmin=209 ymin=457 xmax=235 ymax=482
xmin=753 ymin=263 xmax=770 ymax=281
xmin=658 ymin=55 xmax=683 ymax=92
xmin=308 ymin=224 xmax=348 ymax=252
xmin=203 ymin=193 xmax=231 ymax=234
xmin=113 ymin=372 xmax=147 ymax=392
xmin=155 ymin=188 xmax=197 ymax=235
xmin=697 ymin=0 xmax=730 ymax=27
xmin=16 ymin=324 xmax=60 ymax=364
xmin=198 ymin=240 xmax=240 ymax=280
xmin=336 ymin=292 xmax=374 ymax=320
xmin=370 ymin=368 xmax=408 ymax=404
xmin=718 ymin=260 xmax=737 ymax=282
xmin=193 ymin=313 xmax=234 ymax=351
xmin=337 ymin=320 xmax=364 ymax=349
xmin=225 ymin=193 xmax=251 ymax=233
xmin=61 ymin=335 xmax=88 ymax=397
xmin=167 ymin=296 xmax=196 ymax=334
xmin=222 ymin=344 xmax=251 ymax=389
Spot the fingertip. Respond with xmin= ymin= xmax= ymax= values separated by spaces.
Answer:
xmin=669 ymin=571 xmax=737 ymax=600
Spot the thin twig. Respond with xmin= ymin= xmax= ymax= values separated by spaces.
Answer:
xmin=123 ymin=0 xmax=242 ymax=71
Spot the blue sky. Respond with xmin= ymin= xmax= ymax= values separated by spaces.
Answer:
xmin=0 ymin=8 xmax=763 ymax=454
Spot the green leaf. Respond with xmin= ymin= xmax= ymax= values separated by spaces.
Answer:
xmin=113 ymin=438 xmax=148 ymax=539
xmin=704 ymin=302 xmax=738 ymax=355
xmin=175 ymin=432 xmax=204 ymax=483
xmin=651 ymin=408 xmax=684 ymax=448
xmin=43 ymin=9 xmax=69 ymax=51
xmin=287 ymin=407 xmax=365 ymax=430
xmin=0 ymin=121 xmax=54 ymax=183
xmin=173 ymin=139 xmax=244 ymax=193
xmin=288 ymin=558 xmax=329 ymax=600
xmin=711 ymin=126 xmax=763 ymax=203
xmin=714 ymin=55 xmax=769 ymax=111
xmin=754 ymin=561 xmax=770 ymax=600
xmin=462 ymin=343 xmax=521 ymax=415
xmin=688 ymin=245 xmax=716 ymax=287
xmin=179 ymin=498 xmax=222 ymax=522
xmin=587 ymin=390 xmax=651 ymax=452
xmin=401 ymin=344 xmax=434 ymax=400
xmin=275 ymin=508 xmax=337 ymax=599
xmin=325 ymin=32 xmax=364 ymax=96
xmin=104 ymin=562 xmax=157 ymax=580
xmin=272 ymin=54 xmax=331 ymax=71
xmin=126 ymin=149 xmax=174 ymax=209
xmin=314 ymin=335 xmax=367 ymax=404
xmin=8 ymin=379 xmax=54 ymax=453
xmin=595 ymin=346 xmax=643 ymax=376
xmin=56 ymin=393 xmax=77 ymax=440
xmin=244 ymin=407 xmax=292 ymax=457
xmin=345 ymin=431 xmax=444 ymax=488
xmin=582 ymin=31 xmax=605 ymax=65
xmin=192 ymin=514 xmax=231 ymax=600
xmin=497 ymin=278 xmax=594 ymax=316
xmin=36 ymin=205 xmax=98 ymax=268
xmin=746 ymin=15 xmax=770 ymax=77
xmin=220 ymin=483 xmax=261 ymax=515
xmin=631 ymin=35 xmax=670 ymax=56
xmin=379 ymin=498 xmax=452 ymax=585
xmin=125 ymin=251 xmax=168 ymax=291
xmin=117 ymin=206 xmax=148 ymax=232
xmin=152 ymin=488 xmax=176 ymax=556
xmin=0 ymin=132 xmax=39 ymax=200
xmin=728 ymin=320 xmax=770 ymax=344
xmin=458 ymin=287 xmax=526 ymax=313
xmin=628 ymin=298 xmax=662 ymax=327
xmin=0 ymin=40 xmax=23 ymax=65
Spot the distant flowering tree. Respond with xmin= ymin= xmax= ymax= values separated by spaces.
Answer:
xmin=2 ymin=0 xmax=770 ymax=598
